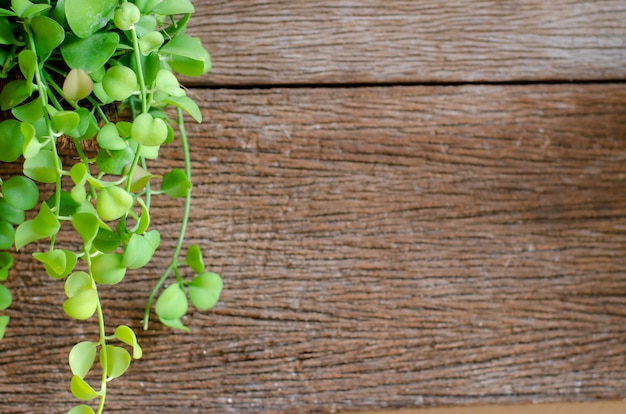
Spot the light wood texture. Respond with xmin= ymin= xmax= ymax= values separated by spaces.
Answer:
xmin=1 ymin=84 xmax=625 ymax=413
xmin=190 ymin=0 xmax=626 ymax=85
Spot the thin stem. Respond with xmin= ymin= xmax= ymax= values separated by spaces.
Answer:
xmin=143 ymin=108 xmax=192 ymax=330
xmin=130 ymin=27 xmax=148 ymax=114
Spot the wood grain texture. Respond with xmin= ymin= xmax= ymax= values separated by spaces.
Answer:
xmin=1 ymin=84 xmax=626 ymax=413
xmin=189 ymin=0 xmax=626 ymax=86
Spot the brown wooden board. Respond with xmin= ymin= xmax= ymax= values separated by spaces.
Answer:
xmin=1 ymin=84 xmax=625 ymax=413
xmin=190 ymin=0 xmax=626 ymax=86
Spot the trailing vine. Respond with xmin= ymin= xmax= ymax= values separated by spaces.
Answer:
xmin=0 ymin=1 xmax=223 ymax=413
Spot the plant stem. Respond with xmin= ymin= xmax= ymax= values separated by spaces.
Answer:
xmin=143 ymin=108 xmax=192 ymax=330
xmin=130 ymin=27 xmax=148 ymax=114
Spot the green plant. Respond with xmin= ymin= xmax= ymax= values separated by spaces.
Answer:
xmin=0 ymin=0 xmax=223 ymax=413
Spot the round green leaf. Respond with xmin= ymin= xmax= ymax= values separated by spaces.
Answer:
xmin=131 ymin=113 xmax=168 ymax=147
xmin=96 ymin=186 xmax=133 ymax=221
xmin=114 ymin=325 xmax=143 ymax=359
xmin=64 ymin=271 xmax=92 ymax=298
xmin=69 ymin=341 xmax=97 ymax=378
xmin=33 ymin=249 xmax=76 ymax=279
xmin=188 ymin=272 xmax=223 ymax=311
xmin=97 ymin=122 xmax=126 ymax=150
xmin=96 ymin=145 xmax=135 ymax=175
xmin=0 ymin=220 xmax=14 ymax=250
xmin=11 ymin=99 xmax=43 ymax=123
xmin=185 ymin=244 xmax=205 ymax=273
xmin=138 ymin=31 xmax=164 ymax=55
xmin=0 ymin=198 xmax=24 ymax=225
xmin=102 ymin=66 xmax=137 ymax=101
xmin=93 ymin=227 xmax=120 ymax=253
xmin=0 ymin=80 xmax=31 ymax=110
xmin=113 ymin=2 xmax=140 ymax=31
xmin=101 ymin=345 xmax=131 ymax=380
xmin=0 ymin=17 xmax=16 ymax=44
xmin=67 ymin=404 xmax=96 ymax=414
xmin=161 ymin=168 xmax=190 ymax=198
xmin=70 ymin=375 xmax=100 ymax=401
xmin=0 ymin=119 xmax=24 ymax=162
xmin=158 ymin=317 xmax=189 ymax=332
xmin=63 ymin=68 xmax=94 ymax=101
xmin=92 ymin=253 xmax=126 ymax=285
xmin=31 ymin=15 xmax=65 ymax=57
xmin=72 ymin=212 xmax=99 ymax=245
xmin=63 ymin=288 xmax=98 ymax=320
xmin=155 ymin=283 xmax=188 ymax=321
xmin=51 ymin=110 xmax=80 ymax=134
xmin=65 ymin=0 xmax=117 ymax=38
xmin=153 ymin=0 xmax=194 ymax=15
xmin=123 ymin=233 xmax=157 ymax=269
xmin=0 ymin=283 xmax=11 ymax=311
xmin=61 ymin=32 xmax=119 ymax=73
xmin=2 ymin=175 xmax=39 ymax=210
xmin=23 ymin=149 xmax=59 ymax=183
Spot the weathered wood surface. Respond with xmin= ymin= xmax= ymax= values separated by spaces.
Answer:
xmin=191 ymin=0 xmax=626 ymax=85
xmin=1 ymin=84 xmax=626 ymax=413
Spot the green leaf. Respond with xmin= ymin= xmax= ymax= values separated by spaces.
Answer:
xmin=92 ymin=253 xmax=126 ymax=285
xmin=102 ymin=65 xmax=137 ymax=101
xmin=130 ymin=112 xmax=168 ymax=147
xmin=0 ymin=252 xmax=13 ymax=282
xmin=161 ymin=34 xmax=211 ymax=77
xmin=0 ymin=119 xmax=24 ymax=162
xmin=11 ymin=0 xmax=50 ymax=18
xmin=33 ymin=249 xmax=77 ymax=279
xmin=135 ymin=197 xmax=150 ymax=234
xmin=0 ymin=79 xmax=31 ymax=110
xmin=188 ymin=272 xmax=223 ymax=311
xmin=31 ymin=15 xmax=65 ymax=57
xmin=67 ymin=404 xmax=96 ymax=414
xmin=134 ymin=14 xmax=156 ymax=37
xmin=12 ymin=99 xmax=43 ymax=123
xmin=51 ymin=110 xmax=80 ymax=134
xmin=134 ymin=0 xmax=160 ymax=14
xmin=64 ymin=271 xmax=92 ymax=298
xmin=0 ymin=220 xmax=14 ymax=250
xmin=62 ymin=68 xmax=94 ymax=101
xmin=93 ymin=227 xmax=120 ymax=253
xmin=95 ymin=145 xmax=135 ymax=175
xmin=71 ymin=212 xmax=99 ymax=246
xmin=153 ymin=0 xmax=194 ymax=15
xmin=65 ymin=0 xmax=117 ymax=38
xmin=23 ymin=149 xmax=59 ymax=183
xmin=17 ymin=50 xmax=36 ymax=93
xmin=70 ymin=375 xmax=100 ymax=401
xmin=155 ymin=283 xmax=188 ymax=321
xmin=20 ymin=122 xmax=42 ymax=159
xmin=154 ymin=69 xmax=184 ymax=97
xmin=63 ymin=288 xmax=98 ymax=320
xmin=32 ymin=201 xmax=60 ymax=235
xmin=14 ymin=202 xmax=59 ymax=250
xmin=69 ymin=341 xmax=97 ymax=378
xmin=113 ymin=2 xmax=140 ymax=31
xmin=164 ymin=95 xmax=203 ymax=123
xmin=138 ymin=31 xmax=163 ymax=55
xmin=123 ymin=232 xmax=158 ymax=269
xmin=101 ymin=345 xmax=131 ymax=380
xmin=0 ymin=315 xmax=9 ymax=341
xmin=113 ymin=325 xmax=143 ymax=359
xmin=96 ymin=122 xmax=126 ymax=150
xmin=0 ymin=283 xmax=11 ymax=310
xmin=96 ymin=186 xmax=133 ymax=221
xmin=0 ymin=17 xmax=16 ymax=44
xmin=185 ymin=244 xmax=204 ymax=273
xmin=0 ymin=198 xmax=25 ymax=225
xmin=159 ymin=317 xmax=189 ymax=332
xmin=2 ymin=175 xmax=39 ymax=210
xmin=61 ymin=32 xmax=120 ymax=74
xmin=161 ymin=168 xmax=191 ymax=198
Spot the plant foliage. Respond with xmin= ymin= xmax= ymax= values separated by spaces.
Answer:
xmin=0 ymin=1 xmax=223 ymax=412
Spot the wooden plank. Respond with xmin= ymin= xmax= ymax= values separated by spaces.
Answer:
xmin=353 ymin=400 xmax=626 ymax=414
xmin=1 ymin=84 xmax=626 ymax=412
xmin=190 ymin=0 xmax=626 ymax=86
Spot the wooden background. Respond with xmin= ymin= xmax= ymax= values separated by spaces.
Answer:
xmin=1 ymin=0 xmax=626 ymax=413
